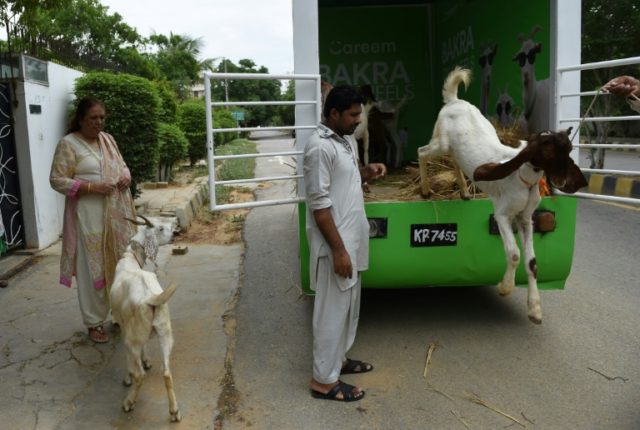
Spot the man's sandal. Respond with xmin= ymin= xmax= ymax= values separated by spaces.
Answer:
xmin=341 ymin=358 xmax=373 ymax=375
xmin=310 ymin=380 xmax=365 ymax=402
xmin=88 ymin=325 xmax=109 ymax=343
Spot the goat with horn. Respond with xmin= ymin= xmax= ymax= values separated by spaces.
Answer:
xmin=110 ymin=215 xmax=181 ymax=421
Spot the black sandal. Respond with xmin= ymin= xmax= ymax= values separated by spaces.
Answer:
xmin=311 ymin=380 xmax=365 ymax=402
xmin=341 ymin=358 xmax=373 ymax=375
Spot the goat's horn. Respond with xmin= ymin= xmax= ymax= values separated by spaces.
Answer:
xmin=137 ymin=214 xmax=155 ymax=228
xmin=123 ymin=216 xmax=146 ymax=226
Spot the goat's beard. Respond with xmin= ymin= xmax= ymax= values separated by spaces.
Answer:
xmin=144 ymin=236 xmax=159 ymax=263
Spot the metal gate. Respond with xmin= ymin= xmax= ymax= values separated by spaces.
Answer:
xmin=204 ymin=72 xmax=321 ymax=211
xmin=556 ymin=56 xmax=640 ymax=206
xmin=0 ymin=82 xmax=24 ymax=249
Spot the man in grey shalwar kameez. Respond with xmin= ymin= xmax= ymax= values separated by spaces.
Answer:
xmin=304 ymin=85 xmax=387 ymax=402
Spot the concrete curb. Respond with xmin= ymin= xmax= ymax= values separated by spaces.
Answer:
xmin=585 ymin=173 xmax=640 ymax=198
xmin=135 ymin=178 xmax=209 ymax=231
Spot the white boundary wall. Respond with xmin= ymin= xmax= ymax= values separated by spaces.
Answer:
xmin=12 ymin=62 xmax=83 ymax=248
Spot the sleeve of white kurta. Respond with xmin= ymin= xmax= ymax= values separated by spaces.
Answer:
xmin=49 ymin=138 xmax=81 ymax=197
xmin=303 ymin=138 xmax=335 ymax=211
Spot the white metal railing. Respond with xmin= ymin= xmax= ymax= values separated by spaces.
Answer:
xmin=204 ymin=72 xmax=322 ymax=211
xmin=556 ymin=56 xmax=640 ymax=206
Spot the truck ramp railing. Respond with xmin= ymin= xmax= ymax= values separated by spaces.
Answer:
xmin=557 ymin=56 xmax=640 ymax=206
xmin=204 ymin=72 xmax=321 ymax=211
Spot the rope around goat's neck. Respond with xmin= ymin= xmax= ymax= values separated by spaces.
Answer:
xmin=570 ymin=87 xmax=602 ymax=143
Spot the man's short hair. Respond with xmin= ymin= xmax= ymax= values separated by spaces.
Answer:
xmin=323 ymin=85 xmax=364 ymax=120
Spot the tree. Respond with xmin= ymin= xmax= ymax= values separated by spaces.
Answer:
xmin=581 ymin=0 xmax=640 ymax=168
xmin=279 ymin=79 xmax=296 ymax=129
xmin=0 ymin=0 xmax=156 ymax=77
xmin=149 ymin=32 xmax=215 ymax=100
xmin=210 ymin=58 xmax=283 ymax=126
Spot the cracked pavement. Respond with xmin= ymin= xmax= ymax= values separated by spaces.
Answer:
xmin=0 ymin=240 xmax=243 ymax=429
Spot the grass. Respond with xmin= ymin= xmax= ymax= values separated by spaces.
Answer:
xmin=173 ymin=138 xmax=257 ymax=204
xmin=215 ymin=139 xmax=258 ymax=181
xmin=183 ymin=138 xmax=257 ymax=215
xmin=173 ymin=138 xmax=257 ymax=185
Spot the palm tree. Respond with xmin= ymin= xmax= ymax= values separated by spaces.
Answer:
xmin=149 ymin=32 xmax=215 ymax=99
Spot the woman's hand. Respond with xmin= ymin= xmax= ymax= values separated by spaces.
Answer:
xmin=116 ymin=175 xmax=131 ymax=190
xmin=90 ymin=181 xmax=116 ymax=195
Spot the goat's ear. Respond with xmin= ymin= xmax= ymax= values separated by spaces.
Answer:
xmin=557 ymin=162 xmax=588 ymax=193
xmin=473 ymin=142 xmax=532 ymax=181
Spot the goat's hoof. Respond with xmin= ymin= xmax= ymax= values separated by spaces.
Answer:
xmin=170 ymin=410 xmax=182 ymax=422
xmin=528 ymin=301 xmax=542 ymax=324
xmin=528 ymin=314 xmax=542 ymax=325
xmin=142 ymin=360 xmax=152 ymax=370
xmin=497 ymin=282 xmax=513 ymax=296
xmin=122 ymin=378 xmax=132 ymax=387
xmin=122 ymin=401 xmax=135 ymax=412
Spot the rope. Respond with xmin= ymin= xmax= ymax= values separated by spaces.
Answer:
xmin=570 ymin=87 xmax=602 ymax=143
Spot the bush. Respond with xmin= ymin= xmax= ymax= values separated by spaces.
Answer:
xmin=74 ymin=72 xmax=162 ymax=194
xmin=157 ymin=122 xmax=189 ymax=181
xmin=153 ymin=80 xmax=179 ymax=124
xmin=178 ymin=101 xmax=242 ymax=165
xmin=178 ymin=100 xmax=207 ymax=165
xmin=213 ymin=109 xmax=239 ymax=146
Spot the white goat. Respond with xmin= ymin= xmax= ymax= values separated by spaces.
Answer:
xmin=321 ymin=81 xmax=376 ymax=165
xmin=418 ymin=67 xmax=586 ymax=324
xmin=110 ymin=215 xmax=181 ymax=422
xmin=513 ymin=26 xmax=549 ymax=134
xmin=353 ymin=100 xmax=375 ymax=165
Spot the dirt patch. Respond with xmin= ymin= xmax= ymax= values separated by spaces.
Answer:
xmin=174 ymin=188 xmax=254 ymax=245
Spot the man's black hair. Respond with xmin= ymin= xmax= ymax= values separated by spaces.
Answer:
xmin=323 ymin=85 xmax=364 ymax=120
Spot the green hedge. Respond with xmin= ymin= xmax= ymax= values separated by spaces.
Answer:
xmin=153 ymin=80 xmax=179 ymax=124
xmin=178 ymin=100 xmax=242 ymax=165
xmin=157 ymin=122 xmax=189 ymax=181
xmin=213 ymin=109 xmax=239 ymax=146
xmin=74 ymin=72 xmax=161 ymax=193
xmin=178 ymin=100 xmax=207 ymax=165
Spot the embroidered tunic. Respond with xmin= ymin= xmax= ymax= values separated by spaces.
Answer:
xmin=50 ymin=131 xmax=136 ymax=291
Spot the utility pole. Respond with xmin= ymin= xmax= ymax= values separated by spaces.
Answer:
xmin=224 ymin=58 xmax=229 ymax=108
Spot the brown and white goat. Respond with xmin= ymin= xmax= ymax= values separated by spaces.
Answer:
xmin=418 ymin=67 xmax=586 ymax=324
xmin=110 ymin=215 xmax=181 ymax=422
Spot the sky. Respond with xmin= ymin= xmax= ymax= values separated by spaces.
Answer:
xmin=100 ymin=0 xmax=295 ymax=75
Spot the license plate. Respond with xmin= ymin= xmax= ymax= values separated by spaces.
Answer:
xmin=410 ymin=223 xmax=458 ymax=247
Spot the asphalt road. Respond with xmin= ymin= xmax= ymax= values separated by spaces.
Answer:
xmin=225 ymin=133 xmax=640 ymax=430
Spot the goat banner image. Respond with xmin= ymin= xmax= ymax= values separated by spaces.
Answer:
xmin=318 ymin=0 xmax=551 ymax=165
